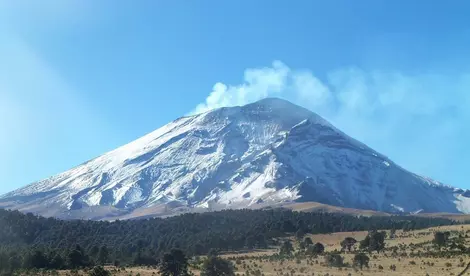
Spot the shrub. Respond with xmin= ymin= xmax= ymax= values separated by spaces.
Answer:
xmin=88 ymin=266 xmax=110 ymax=276
xmin=324 ymin=254 xmax=343 ymax=268
xmin=306 ymin=243 xmax=325 ymax=255
xmin=352 ymin=253 xmax=369 ymax=270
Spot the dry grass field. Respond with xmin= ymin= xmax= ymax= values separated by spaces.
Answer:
xmin=218 ymin=224 xmax=470 ymax=276
xmin=53 ymin=224 xmax=470 ymax=276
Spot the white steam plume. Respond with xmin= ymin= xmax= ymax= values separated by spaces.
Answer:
xmin=193 ymin=61 xmax=470 ymax=188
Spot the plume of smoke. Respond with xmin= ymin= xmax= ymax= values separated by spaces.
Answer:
xmin=193 ymin=61 xmax=332 ymax=114
xmin=193 ymin=61 xmax=470 ymax=188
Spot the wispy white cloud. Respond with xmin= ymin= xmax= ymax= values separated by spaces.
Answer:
xmin=0 ymin=31 xmax=110 ymax=193
xmin=0 ymin=34 xmax=100 ymax=141
xmin=0 ymin=0 xmax=94 ymax=30
xmin=0 ymin=2 xmax=113 ymax=194
xmin=193 ymin=61 xmax=470 ymax=187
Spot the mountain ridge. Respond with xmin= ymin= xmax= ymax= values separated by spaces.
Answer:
xmin=1 ymin=98 xmax=469 ymax=219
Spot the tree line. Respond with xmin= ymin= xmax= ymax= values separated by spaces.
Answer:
xmin=0 ymin=207 xmax=459 ymax=274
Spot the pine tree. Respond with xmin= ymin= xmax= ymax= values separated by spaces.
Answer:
xmin=200 ymin=255 xmax=235 ymax=276
xmin=279 ymin=241 xmax=294 ymax=256
xmin=159 ymin=249 xmax=189 ymax=276
xmin=353 ymin=253 xmax=369 ymax=269
xmin=98 ymin=246 xmax=109 ymax=265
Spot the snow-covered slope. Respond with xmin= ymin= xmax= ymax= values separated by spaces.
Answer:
xmin=1 ymin=98 xmax=469 ymax=219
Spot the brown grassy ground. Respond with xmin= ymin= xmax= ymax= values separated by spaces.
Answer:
xmin=53 ymin=224 xmax=470 ymax=276
xmin=279 ymin=202 xmax=391 ymax=217
xmin=281 ymin=202 xmax=470 ymax=222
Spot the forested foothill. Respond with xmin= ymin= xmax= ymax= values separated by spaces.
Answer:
xmin=0 ymin=208 xmax=462 ymax=275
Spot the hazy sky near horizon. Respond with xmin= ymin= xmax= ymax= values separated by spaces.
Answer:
xmin=1 ymin=1 xmax=470 ymax=194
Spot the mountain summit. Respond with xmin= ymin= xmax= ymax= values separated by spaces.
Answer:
xmin=1 ymin=98 xmax=469 ymax=219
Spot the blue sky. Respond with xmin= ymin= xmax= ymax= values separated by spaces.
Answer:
xmin=1 ymin=1 xmax=470 ymax=194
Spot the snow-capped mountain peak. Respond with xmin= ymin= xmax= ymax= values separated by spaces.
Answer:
xmin=1 ymin=98 xmax=469 ymax=219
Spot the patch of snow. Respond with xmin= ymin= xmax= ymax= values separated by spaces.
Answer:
xmin=454 ymin=194 xmax=470 ymax=214
xmin=410 ymin=209 xmax=424 ymax=215
xmin=390 ymin=204 xmax=404 ymax=212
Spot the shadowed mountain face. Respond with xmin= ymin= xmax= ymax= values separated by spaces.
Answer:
xmin=1 ymin=98 xmax=469 ymax=219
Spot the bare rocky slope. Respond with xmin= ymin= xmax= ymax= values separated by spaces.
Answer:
xmin=1 ymin=98 xmax=469 ymax=219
